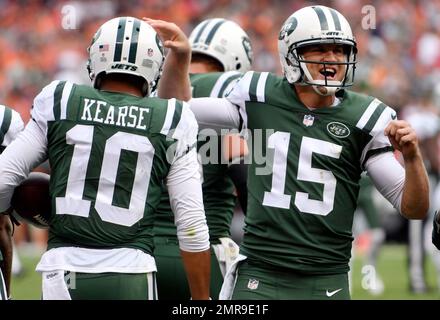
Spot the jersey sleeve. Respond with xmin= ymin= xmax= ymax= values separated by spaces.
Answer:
xmin=0 ymin=106 xmax=24 ymax=149
xmin=356 ymin=98 xmax=397 ymax=169
xmin=209 ymin=71 xmax=242 ymax=98
xmin=224 ymin=71 xmax=253 ymax=132
xmin=225 ymin=71 xmax=270 ymax=134
xmin=166 ymin=100 xmax=209 ymax=252
xmin=31 ymin=80 xmax=65 ymax=134
xmin=170 ymin=100 xmax=199 ymax=161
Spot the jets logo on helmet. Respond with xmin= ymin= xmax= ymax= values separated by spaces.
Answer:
xmin=242 ymin=36 xmax=254 ymax=65
xmin=87 ymin=17 xmax=165 ymax=95
xmin=278 ymin=6 xmax=357 ymax=96
xmin=189 ymin=18 xmax=253 ymax=72
xmin=278 ymin=16 xmax=298 ymax=40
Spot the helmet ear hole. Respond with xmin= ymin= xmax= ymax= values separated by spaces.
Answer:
xmin=236 ymin=63 xmax=241 ymax=70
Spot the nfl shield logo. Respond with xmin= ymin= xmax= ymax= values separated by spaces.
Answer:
xmin=247 ymin=278 xmax=259 ymax=290
xmin=303 ymin=114 xmax=314 ymax=127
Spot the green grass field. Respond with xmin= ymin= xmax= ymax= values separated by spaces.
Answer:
xmin=10 ymin=244 xmax=440 ymax=300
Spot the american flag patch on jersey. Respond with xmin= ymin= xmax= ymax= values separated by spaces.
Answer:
xmin=99 ymin=44 xmax=109 ymax=52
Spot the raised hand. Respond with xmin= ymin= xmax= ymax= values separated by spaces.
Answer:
xmin=384 ymin=120 xmax=420 ymax=161
xmin=143 ymin=17 xmax=190 ymax=55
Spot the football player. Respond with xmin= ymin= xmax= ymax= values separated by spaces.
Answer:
xmin=0 ymin=105 xmax=24 ymax=300
xmin=153 ymin=18 xmax=252 ymax=299
xmin=0 ymin=17 xmax=210 ymax=300
xmin=189 ymin=5 xmax=429 ymax=299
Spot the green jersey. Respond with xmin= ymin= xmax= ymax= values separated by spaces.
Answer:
xmin=227 ymin=71 xmax=395 ymax=274
xmin=31 ymin=80 xmax=196 ymax=255
xmin=154 ymin=71 xmax=242 ymax=242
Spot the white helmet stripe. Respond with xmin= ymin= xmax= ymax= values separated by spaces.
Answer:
xmin=198 ymin=19 xmax=223 ymax=46
xmin=204 ymin=19 xmax=226 ymax=46
xmin=192 ymin=19 xmax=211 ymax=44
xmin=121 ymin=19 xmax=134 ymax=63
xmin=128 ymin=18 xmax=141 ymax=63
xmin=329 ymin=8 xmax=342 ymax=31
xmin=322 ymin=7 xmax=336 ymax=31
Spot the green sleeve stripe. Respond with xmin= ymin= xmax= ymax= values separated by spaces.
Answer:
xmin=0 ymin=107 xmax=12 ymax=146
xmin=362 ymin=146 xmax=394 ymax=169
xmin=312 ymin=6 xmax=329 ymax=31
xmin=53 ymin=81 xmax=66 ymax=121
xmin=204 ymin=19 xmax=226 ymax=46
xmin=249 ymin=72 xmax=260 ymax=102
xmin=192 ymin=19 xmax=210 ymax=45
xmin=170 ymin=100 xmax=183 ymax=132
xmin=329 ymin=8 xmax=342 ymax=30
xmin=0 ymin=269 xmax=6 ymax=300
xmin=356 ymin=98 xmax=380 ymax=130
xmin=363 ymin=103 xmax=386 ymax=134
xmin=128 ymin=18 xmax=141 ymax=64
xmin=114 ymin=17 xmax=127 ymax=62
xmin=218 ymin=74 xmax=242 ymax=97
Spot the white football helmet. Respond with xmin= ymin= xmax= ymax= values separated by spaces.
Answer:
xmin=189 ymin=18 xmax=253 ymax=72
xmin=278 ymin=6 xmax=357 ymax=96
xmin=87 ymin=17 xmax=164 ymax=95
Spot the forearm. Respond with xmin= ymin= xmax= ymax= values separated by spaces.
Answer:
xmin=168 ymin=149 xmax=210 ymax=252
xmin=189 ymin=98 xmax=241 ymax=132
xmin=0 ymin=215 xmax=13 ymax=296
xmin=180 ymin=249 xmax=211 ymax=300
xmin=158 ymin=50 xmax=191 ymax=101
xmin=401 ymin=151 xmax=430 ymax=219
xmin=383 ymin=119 xmax=430 ymax=219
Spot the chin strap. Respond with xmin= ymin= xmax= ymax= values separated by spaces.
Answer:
xmin=311 ymin=84 xmax=338 ymax=96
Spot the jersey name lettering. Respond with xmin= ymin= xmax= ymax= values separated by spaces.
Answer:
xmin=80 ymin=98 xmax=150 ymax=130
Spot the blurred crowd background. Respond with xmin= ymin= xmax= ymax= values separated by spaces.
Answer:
xmin=2 ymin=0 xmax=440 ymax=297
